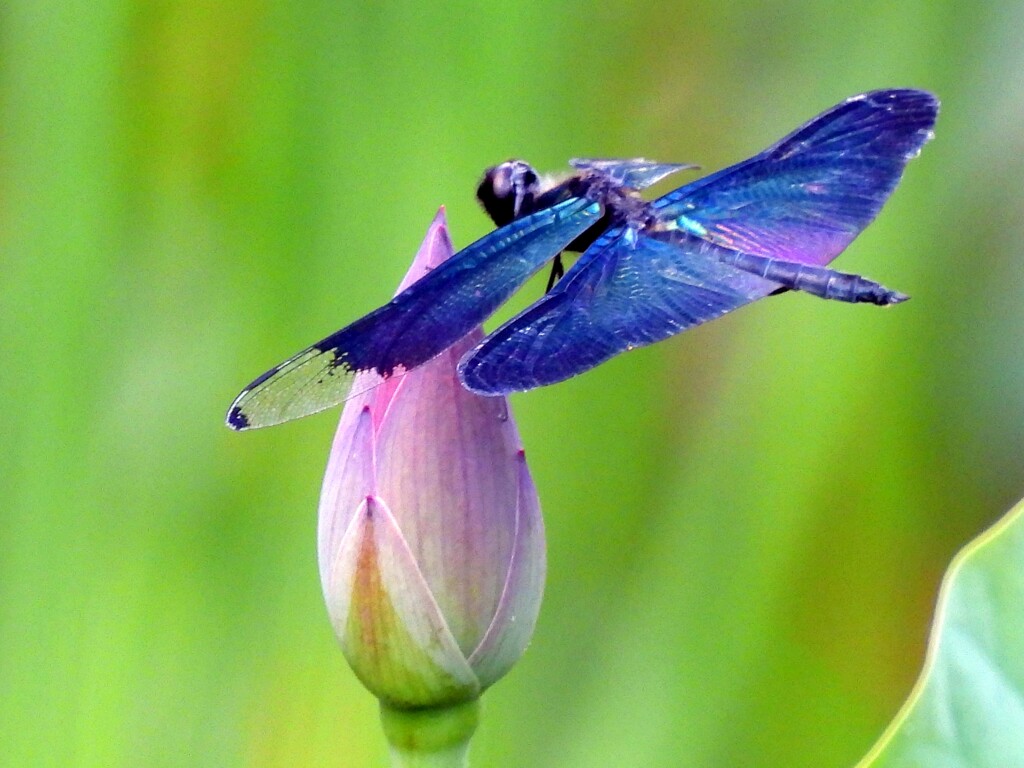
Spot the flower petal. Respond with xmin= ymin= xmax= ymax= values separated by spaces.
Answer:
xmin=318 ymin=401 xmax=376 ymax=583
xmin=325 ymin=494 xmax=480 ymax=708
xmin=468 ymin=451 xmax=546 ymax=688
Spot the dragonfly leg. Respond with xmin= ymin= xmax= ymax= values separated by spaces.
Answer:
xmin=545 ymin=253 xmax=565 ymax=292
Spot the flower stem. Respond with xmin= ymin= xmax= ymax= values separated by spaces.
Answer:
xmin=379 ymin=699 xmax=480 ymax=768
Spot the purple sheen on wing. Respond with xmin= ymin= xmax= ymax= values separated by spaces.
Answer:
xmin=655 ymin=89 xmax=938 ymax=267
xmin=699 ymin=217 xmax=860 ymax=266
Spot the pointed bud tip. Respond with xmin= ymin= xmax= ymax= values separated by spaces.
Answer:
xmin=422 ymin=208 xmax=455 ymax=271
xmin=397 ymin=208 xmax=456 ymax=292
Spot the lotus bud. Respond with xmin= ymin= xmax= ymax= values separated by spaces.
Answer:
xmin=317 ymin=209 xmax=546 ymax=765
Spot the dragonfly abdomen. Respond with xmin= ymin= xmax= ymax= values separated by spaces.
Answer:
xmin=719 ymin=251 xmax=909 ymax=305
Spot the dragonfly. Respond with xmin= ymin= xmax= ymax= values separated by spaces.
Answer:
xmin=227 ymin=88 xmax=938 ymax=430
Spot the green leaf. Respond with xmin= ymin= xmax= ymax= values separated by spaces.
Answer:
xmin=858 ymin=500 xmax=1024 ymax=768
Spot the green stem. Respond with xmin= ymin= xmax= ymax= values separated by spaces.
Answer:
xmin=379 ymin=699 xmax=480 ymax=768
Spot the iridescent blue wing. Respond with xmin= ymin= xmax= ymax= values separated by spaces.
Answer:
xmin=569 ymin=158 xmax=698 ymax=190
xmin=228 ymin=197 xmax=601 ymax=429
xmin=458 ymin=228 xmax=777 ymax=395
xmin=654 ymin=89 xmax=938 ymax=265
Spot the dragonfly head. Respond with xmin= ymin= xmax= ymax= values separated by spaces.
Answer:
xmin=477 ymin=160 xmax=540 ymax=227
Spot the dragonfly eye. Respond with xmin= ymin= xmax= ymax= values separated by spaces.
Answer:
xmin=477 ymin=160 xmax=540 ymax=227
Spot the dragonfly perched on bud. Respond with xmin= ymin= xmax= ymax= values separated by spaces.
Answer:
xmin=228 ymin=89 xmax=938 ymax=430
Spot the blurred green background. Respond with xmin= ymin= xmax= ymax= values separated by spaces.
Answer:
xmin=2 ymin=1 xmax=1022 ymax=766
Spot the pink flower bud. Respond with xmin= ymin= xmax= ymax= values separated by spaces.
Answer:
xmin=318 ymin=209 xmax=546 ymax=708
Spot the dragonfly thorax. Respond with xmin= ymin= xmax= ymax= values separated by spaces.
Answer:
xmin=477 ymin=160 xmax=655 ymax=253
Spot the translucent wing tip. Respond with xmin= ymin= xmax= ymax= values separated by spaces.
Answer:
xmin=224 ymin=345 xmax=359 ymax=431
xmin=570 ymin=158 xmax=700 ymax=189
xmin=226 ymin=360 xmax=286 ymax=430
